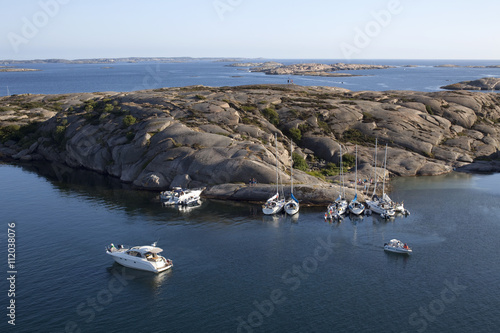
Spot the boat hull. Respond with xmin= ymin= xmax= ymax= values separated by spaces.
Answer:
xmin=106 ymin=251 xmax=173 ymax=273
xmin=384 ymin=246 xmax=412 ymax=255
xmin=366 ymin=200 xmax=395 ymax=217
xmin=284 ymin=200 xmax=299 ymax=215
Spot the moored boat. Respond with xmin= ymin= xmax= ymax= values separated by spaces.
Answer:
xmin=263 ymin=134 xmax=285 ymax=215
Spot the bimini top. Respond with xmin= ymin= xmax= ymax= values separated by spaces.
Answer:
xmin=129 ymin=246 xmax=164 ymax=254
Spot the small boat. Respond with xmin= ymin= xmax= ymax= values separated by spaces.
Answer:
xmin=161 ymin=187 xmax=203 ymax=206
xmin=263 ymin=134 xmax=285 ymax=215
xmin=384 ymin=239 xmax=412 ymax=254
xmin=105 ymin=243 xmax=173 ymax=273
xmin=285 ymin=141 xmax=299 ymax=215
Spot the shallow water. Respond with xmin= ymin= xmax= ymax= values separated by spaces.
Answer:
xmin=1 ymin=163 xmax=499 ymax=332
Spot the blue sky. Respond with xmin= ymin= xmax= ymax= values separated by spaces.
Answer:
xmin=1 ymin=0 xmax=499 ymax=60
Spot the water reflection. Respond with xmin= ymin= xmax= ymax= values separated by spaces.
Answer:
xmin=106 ymin=263 xmax=171 ymax=295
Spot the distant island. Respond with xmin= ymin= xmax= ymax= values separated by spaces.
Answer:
xmin=228 ymin=62 xmax=393 ymax=77
xmin=0 ymin=57 xmax=261 ymax=65
xmin=435 ymin=64 xmax=500 ymax=68
xmin=0 ymin=66 xmax=40 ymax=72
xmin=441 ymin=77 xmax=500 ymax=90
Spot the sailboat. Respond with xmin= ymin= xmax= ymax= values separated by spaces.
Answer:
xmin=285 ymin=141 xmax=299 ymax=215
xmin=365 ymin=141 xmax=395 ymax=218
xmin=348 ymin=145 xmax=365 ymax=215
xmin=326 ymin=145 xmax=348 ymax=220
xmin=379 ymin=145 xmax=410 ymax=215
xmin=263 ymin=134 xmax=285 ymax=215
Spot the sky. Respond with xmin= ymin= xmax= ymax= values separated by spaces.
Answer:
xmin=1 ymin=0 xmax=499 ymax=61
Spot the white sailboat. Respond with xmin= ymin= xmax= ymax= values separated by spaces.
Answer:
xmin=365 ymin=140 xmax=395 ymax=218
xmin=326 ymin=146 xmax=348 ymax=220
xmin=348 ymin=145 xmax=365 ymax=215
xmin=263 ymin=134 xmax=285 ymax=215
xmin=285 ymin=141 xmax=299 ymax=215
xmin=379 ymin=145 xmax=410 ymax=215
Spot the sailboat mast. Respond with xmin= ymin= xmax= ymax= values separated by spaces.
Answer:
xmin=372 ymin=138 xmax=378 ymax=197
xmin=290 ymin=140 xmax=293 ymax=195
xmin=383 ymin=144 xmax=388 ymax=196
xmin=354 ymin=145 xmax=358 ymax=195
xmin=275 ymin=133 xmax=279 ymax=194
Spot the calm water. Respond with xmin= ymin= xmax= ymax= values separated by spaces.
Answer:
xmin=1 ymin=162 xmax=500 ymax=333
xmin=1 ymin=59 xmax=500 ymax=96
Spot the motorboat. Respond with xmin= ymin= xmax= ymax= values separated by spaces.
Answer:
xmin=384 ymin=239 xmax=412 ymax=254
xmin=105 ymin=243 xmax=173 ymax=273
xmin=161 ymin=188 xmax=203 ymax=206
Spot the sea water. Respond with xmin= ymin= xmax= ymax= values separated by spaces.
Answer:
xmin=1 ymin=162 xmax=499 ymax=332
xmin=1 ymin=59 xmax=500 ymax=97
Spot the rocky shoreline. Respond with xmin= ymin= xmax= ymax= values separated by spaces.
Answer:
xmin=441 ymin=77 xmax=500 ymax=91
xmin=1 ymin=84 xmax=499 ymax=204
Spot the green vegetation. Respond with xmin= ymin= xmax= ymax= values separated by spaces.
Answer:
xmin=342 ymin=153 xmax=355 ymax=169
xmin=195 ymin=94 xmax=206 ymax=100
xmin=53 ymin=125 xmax=66 ymax=144
xmin=425 ymin=105 xmax=434 ymax=115
xmin=0 ymin=122 xmax=40 ymax=143
xmin=261 ymin=107 xmax=279 ymax=126
xmin=292 ymin=152 xmax=308 ymax=171
xmin=126 ymin=131 xmax=135 ymax=142
xmin=341 ymin=128 xmax=376 ymax=145
xmin=122 ymin=115 xmax=137 ymax=127
xmin=0 ymin=125 xmax=21 ymax=143
xmin=287 ymin=128 xmax=302 ymax=143
xmin=240 ymin=104 xmax=257 ymax=112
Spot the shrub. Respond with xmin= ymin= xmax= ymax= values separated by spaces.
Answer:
xmin=261 ymin=107 xmax=279 ymax=126
xmin=342 ymin=128 xmax=376 ymax=145
xmin=122 ymin=115 xmax=137 ymax=127
xmin=53 ymin=125 xmax=66 ymax=143
xmin=342 ymin=153 xmax=355 ymax=169
xmin=0 ymin=125 xmax=21 ymax=142
xmin=292 ymin=152 xmax=308 ymax=171
xmin=288 ymin=128 xmax=302 ymax=143
xmin=425 ymin=105 xmax=434 ymax=115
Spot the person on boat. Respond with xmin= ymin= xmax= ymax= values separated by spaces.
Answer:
xmin=403 ymin=243 xmax=408 ymax=249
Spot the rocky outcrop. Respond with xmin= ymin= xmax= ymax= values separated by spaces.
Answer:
xmin=441 ymin=77 xmax=500 ymax=91
xmin=250 ymin=63 xmax=393 ymax=77
xmin=1 ymin=85 xmax=500 ymax=198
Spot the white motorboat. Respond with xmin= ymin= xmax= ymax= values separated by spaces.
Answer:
xmin=348 ymin=145 xmax=365 ymax=216
xmin=105 ymin=243 xmax=173 ymax=273
xmin=285 ymin=141 xmax=299 ymax=215
xmin=384 ymin=239 xmax=412 ymax=254
xmin=161 ymin=188 xmax=203 ymax=206
xmin=263 ymin=134 xmax=285 ymax=215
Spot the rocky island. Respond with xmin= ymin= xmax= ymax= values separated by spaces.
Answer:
xmin=1 ymin=85 xmax=499 ymax=204
xmin=248 ymin=62 xmax=394 ymax=77
xmin=0 ymin=67 xmax=41 ymax=72
xmin=441 ymin=77 xmax=500 ymax=91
